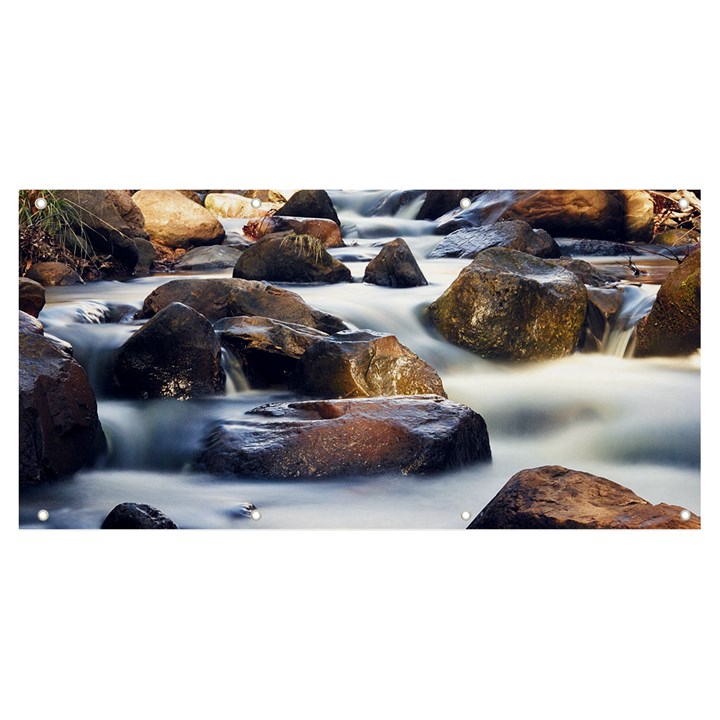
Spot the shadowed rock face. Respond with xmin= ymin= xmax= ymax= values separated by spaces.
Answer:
xmin=276 ymin=189 xmax=340 ymax=226
xmin=634 ymin=249 xmax=700 ymax=357
xmin=467 ymin=465 xmax=700 ymax=529
xmin=20 ymin=332 xmax=106 ymax=485
xmin=363 ymin=238 xmax=428 ymax=287
xmin=195 ymin=395 xmax=491 ymax=479
xmin=101 ymin=503 xmax=178 ymax=529
xmin=233 ymin=234 xmax=351 ymax=284
xmin=140 ymin=278 xmax=347 ymax=334
xmin=295 ymin=331 xmax=446 ymax=398
xmin=500 ymin=190 xmax=624 ymax=240
xmin=217 ymin=315 xmax=328 ymax=387
xmin=114 ymin=302 xmax=225 ymax=400
xmin=55 ymin=190 xmax=144 ymax=271
xmin=429 ymin=221 xmax=560 ymax=260
xmin=417 ymin=190 xmax=482 ymax=221
xmin=427 ymin=247 xmax=587 ymax=361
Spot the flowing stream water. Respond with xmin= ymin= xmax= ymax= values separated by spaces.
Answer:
xmin=20 ymin=191 xmax=701 ymax=528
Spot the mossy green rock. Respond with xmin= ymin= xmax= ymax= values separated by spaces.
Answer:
xmin=427 ymin=247 xmax=587 ymax=361
xmin=634 ymin=249 xmax=700 ymax=357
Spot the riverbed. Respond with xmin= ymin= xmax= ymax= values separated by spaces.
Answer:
xmin=19 ymin=191 xmax=701 ymax=528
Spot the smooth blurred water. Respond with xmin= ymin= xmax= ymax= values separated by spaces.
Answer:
xmin=21 ymin=190 xmax=701 ymax=528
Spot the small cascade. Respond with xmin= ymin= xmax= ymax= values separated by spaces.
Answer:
xmin=221 ymin=348 xmax=251 ymax=394
xmin=601 ymin=284 xmax=657 ymax=357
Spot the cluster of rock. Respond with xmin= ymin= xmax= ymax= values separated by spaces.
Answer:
xmin=19 ymin=188 xmax=701 ymax=530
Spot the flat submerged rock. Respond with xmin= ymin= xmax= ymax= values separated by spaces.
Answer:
xmin=195 ymin=395 xmax=491 ymax=479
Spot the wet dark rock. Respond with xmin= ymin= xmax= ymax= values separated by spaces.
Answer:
xmin=101 ymin=503 xmax=178 ymax=529
xmin=244 ymin=215 xmax=344 ymax=248
xmin=276 ymin=189 xmax=340 ymax=226
xmin=19 ymin=277 xmax=45 ymax=316
xmin=175 ymin=245 xmax=242 ymax=271
xmin=429 ymin=220 xmax=560 ymax=260
xmin=133 ymin=238 xmax=157 ymax=275
xmin=19 ymin=332 xmax=106 ymax=485
xmin=195 ymin=395 xmax=491 ymax=478
xmin=582 ymin=287 xmax=625 ymax=351
xmin=363 ymin=238 xmax=428 ymax=287
xmin=634 ymin=249 xmax=700 ymax=357
xmin=55 ymin=190 xmax=143 ymax=271
xmin=217 ymin=315 xmax=328 ymax=387
xmin=467 ymin=465 xmax=700 ymax=529
xmin=417 ymin=190 xmax=482 ymax=221
xmin=427 ymin=248 xmax=587 ymax=361
xmin=295 ymin=330 xmax=446 ymax=398
xmin=141 ymin=278 xmax=347 ymax=333
xmin=500 ymin=190 xmax=625 ymax=240
xmin=434 ymin=190 xmax=524 ymax=234
xmin=555 ymin=238 xmax=639 ymax=256
xmin=114 ymin=302 xmax=225 ymax=399
xmin=26 ymin=262 xmax=83 ymax=286
xmin=19 ymin=310 xmax=44 ymax=335
xmin=233 ymin=233 xmax=351 ymax=284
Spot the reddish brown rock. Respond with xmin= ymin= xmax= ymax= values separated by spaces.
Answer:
xmin=195 ymin=395 xmax=491 ymax=478
xmin=244 ymin=215 xmax=344 ymax=248
xmin=500 ymin=190 xmax=624 ymax=240
xmin=20 ymin=332 xmax=106 ymax=485
xmin=296 ymin=331 xmax=446 ymax=398
xmin=19 ymin=277 xmax=46 ymax=316
xmin=467 ymin=465 xmax=700 ymax=529
xmin=26 ymin=262 xmax=83 ymax=286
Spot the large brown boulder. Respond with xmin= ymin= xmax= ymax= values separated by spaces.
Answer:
xmin=427 ymin=248 xmax=587 ymax=361
xmin=195 ymin=395 xmax=491 ymax=478
xmin=217 ymin=315 xmax=328 ymax=387
xmin=634 ymin=249 xmax=700 ymax=357
xmin=20 ymin=331 xmax=106 ymax=485
xmin=617 ymin=190 xmax=655 ymax=243
xmin=19 ymin=277 xmax=45 ymax=316
xmin=467 ymin=465 xmax=700 ymax=529
xmin=141 ymin=278 xmax=346 ymax=333
xmin=296 ymin=330 xmax=446 ymax=398
xmin=244 ymin=215 xmax=344 ymax=248
xmin=55 ymin=190 xmax=144 ymax=270
xmin=428 ymin=220 xmax=560 ymax=259
xmin=132 ymin=190 xmax=225 ymax=250
xmin=276 ymin=189 xmax=340 ymax=226
xmin=363 ymin=238 xmax=428 ymax=287
xmin=233 ymin=233 xmax=351 ymax=284
xmin=500 ymin=190 xmax=624 ymax=240
xmin=26 ymin=262 xmax=83 ymax=286
xmin=113 ymin=302 xmax=225 ymax=399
